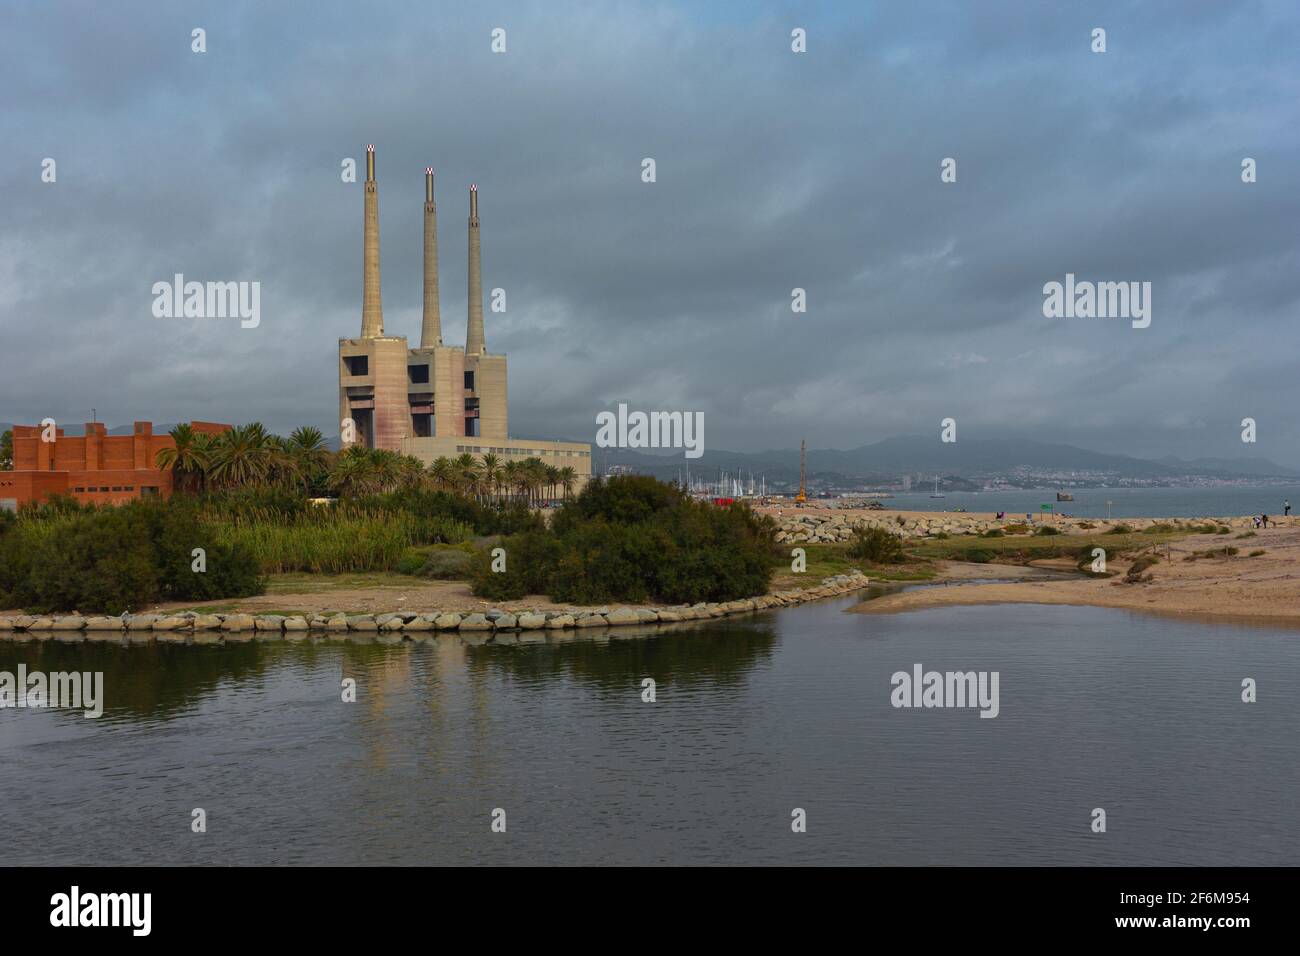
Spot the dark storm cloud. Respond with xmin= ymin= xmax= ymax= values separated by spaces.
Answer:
xmin=2 ymin=0 xmax=1297 ymax=463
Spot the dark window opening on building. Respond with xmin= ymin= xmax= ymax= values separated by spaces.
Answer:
xmin=345 ymin=356 xmax=369 ymax=376
xmin=465 ymin=418 xmax=480 ymax=438
xmin=351 ymin=409 xmax=374 ymax=448
xmin=464 ymin=370 xmax=475 ymax=390
xmin=141 ymin=486 xmax=159 ymax=497
xmin=409 ymin=364 xmax=430 ymax=384
xmin=412 ymin=413 xmax=432 ymax=438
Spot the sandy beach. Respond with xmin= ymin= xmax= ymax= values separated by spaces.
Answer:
xmin=854 ymin=523 xmax=1300 ymax=625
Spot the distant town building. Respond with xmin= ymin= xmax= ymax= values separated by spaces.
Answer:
xmin=1 ymin=420 xmax=230 ymax=509
xmin=337 ymin=147 xmax=591 ymax=482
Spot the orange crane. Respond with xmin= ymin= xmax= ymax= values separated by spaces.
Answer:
xmin=795 ymin=439 xmax=807 ymax=504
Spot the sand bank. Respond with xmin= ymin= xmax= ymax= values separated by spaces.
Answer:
xmin=853 ymin=525 xmax=1300 ymax=625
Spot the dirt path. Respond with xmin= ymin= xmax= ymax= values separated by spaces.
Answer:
xmin=148 ymin=580 xmax=603 ymax=616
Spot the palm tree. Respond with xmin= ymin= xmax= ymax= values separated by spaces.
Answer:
xmin=502 ymin=460 xmax=521 ymax=504
xmin=208 ymin=423 xmax=273 ymax=488
xmin=523 ymin=457 xmax=547 ymax=507
xmin=453 ymin=452 xmax=481 ymax=500
xmin=429 ymin=456 xmax=455 ymax=492
xmin=287 ymin=426 xmax=332 ymax=491
xmin=544 ymin=465 xmax=560 ymax=504
xmin=558 ymin=466 xmax=577 ymax=501
xmin=368 ymin=449 xmax=404 ymax=492
xmin=397 ymin=454 xmax=428 ymax=490
xmin=265 ymin=435 xmax=303 ymax=490
xmin=156 ymin=423 xmax=210 ymax=494
xmin=480 ymin=453 xmax=502 ymax=505
xmin=327 ymin=446 xmax=381 ymax=498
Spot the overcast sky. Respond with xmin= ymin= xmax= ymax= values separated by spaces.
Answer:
xmin=3 ymin=1 xmax=1298 ymax=463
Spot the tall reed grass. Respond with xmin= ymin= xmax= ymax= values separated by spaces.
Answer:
xmin=207 ymin=509 xmax=473 ymax=574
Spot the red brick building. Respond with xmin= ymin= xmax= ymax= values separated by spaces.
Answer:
xmin=1 ymin=420 xmax=229 ymax=509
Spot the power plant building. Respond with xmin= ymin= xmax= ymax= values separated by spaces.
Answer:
xmin=338 ymin=146 xmax=591 ymax=480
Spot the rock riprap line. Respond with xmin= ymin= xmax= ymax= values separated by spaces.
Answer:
xmin=0 ymin=572 xmax=870 ymax=643
xmin=773 ymin=512 xmax=1254 ymax=543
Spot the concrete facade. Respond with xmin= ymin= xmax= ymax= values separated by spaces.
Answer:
xmin=401 ymin=435 xmax=592 ymax=489
xmin=338 ymin=147 xmax=586 ymax=465
xmin=3 ymin=420 xmax=229 ymax=508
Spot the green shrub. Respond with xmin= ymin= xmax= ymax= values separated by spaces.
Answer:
xmin=846 ymin=526 xmax=906 ymax=563
xmin=1106 ymin=524 xmax=1134 ymax=535
xmin=1124 ymin=554 xmax=1160 ymax=583
xmin=398 ymin=544 xmax=475 ymax=579
xmin=1034 ymin=526 xmax=1060 ymax=536
xmin=0 ymin=498 xmax=263 ymax=614
xmin=1144 ymin=523 xmax=1176 ymax=535
xmin=467 ymin=529 xmax=561 ymax=601
xmin=1002 ymin=523 xmax=1030 ymax=534
xmin=396 ymin=548 xmax=428 ymax=575
xmin=1235 ymin=531 xmax=1257 ymax=539
xmin=962 ymin=548 xmax=993 ymax=563
xmin=469 ymin=476 xmax=776 ymax=605
xmin=1249 ymin=549 xmax=1266 ymax=557
xmin=980 ymin=529 xmax=1004 ymax=538
xmin=550 ymin=475 xmax=682 ymax=532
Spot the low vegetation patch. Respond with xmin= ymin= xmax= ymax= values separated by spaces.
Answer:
xmin=468 ymin=476 xmax=776 ymax=605
xmin=1183 ymin=546 xmax=1240 ymax=561
xmin=0 ymin=498 xmax=263 ymax=614
xmin=1124 ymin=554 xmax=1160 ymax=583
xmin=847 ymin=526 xmax=907 ymax=564
xmin=396 ymin=543 xmax=477 ymax=579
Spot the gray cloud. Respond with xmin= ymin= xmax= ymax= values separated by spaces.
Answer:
xmin=2 ymin=0 xmax=1297 ymax=464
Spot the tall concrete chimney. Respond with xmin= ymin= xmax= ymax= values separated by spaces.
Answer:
xmin=420 ymin=167 xmax=442 ymax=347
xmin=465 ymin=183 xmax=485 ymax=355
xmin=360 ymin=144 xmax=384 ymax=338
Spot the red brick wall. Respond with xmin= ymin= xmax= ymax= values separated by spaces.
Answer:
xmin=6 ymin=420 xmax=227 ymax=507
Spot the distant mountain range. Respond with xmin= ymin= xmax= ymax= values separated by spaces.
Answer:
xmin=4 ymin=423 xmax=1295 ymax=484
xmin=597 ymin=435 xmax=1300 ymax=484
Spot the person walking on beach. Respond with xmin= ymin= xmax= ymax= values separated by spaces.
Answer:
xmin=1285 ymin=500 xmax=1291 ymax=517
xmin=1262 ymin=513 xmax=1270 ymax=528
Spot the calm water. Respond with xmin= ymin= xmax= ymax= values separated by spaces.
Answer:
xmin=879 ymin=485 xmax=1300 ymax=518
xmin=1 ymin=599 xmax=1296 ymax=866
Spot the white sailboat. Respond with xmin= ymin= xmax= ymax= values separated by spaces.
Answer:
xmin=929 ymin=476 xmax=944 ymax=499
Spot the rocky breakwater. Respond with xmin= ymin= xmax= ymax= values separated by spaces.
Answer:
xmin=775 ymin=511 xmax=1257 ymax=543
xmin=0 ymin=572 xmax=871 ymax=643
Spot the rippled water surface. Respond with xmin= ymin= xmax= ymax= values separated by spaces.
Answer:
xmin=1 ymin=599 xmax=1296 ymax=865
